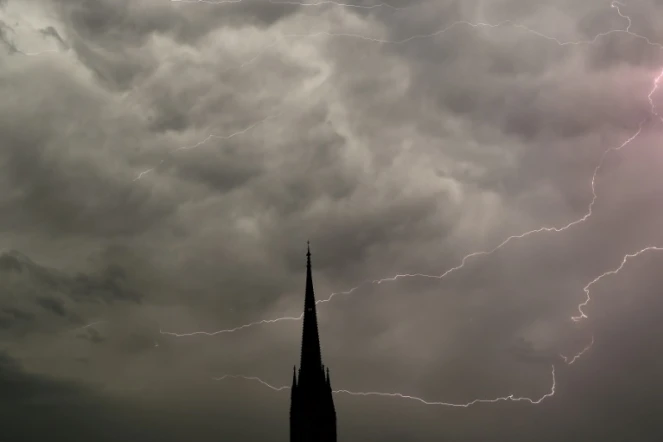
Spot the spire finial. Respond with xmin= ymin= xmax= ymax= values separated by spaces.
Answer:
xmin=306 ymin=241 xmax=311 ymax=264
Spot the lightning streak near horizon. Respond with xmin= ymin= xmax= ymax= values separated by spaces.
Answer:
xmin=161 ymin=1 xmax=663 ymax=338
xmin=213 ymin=365 xmax=556 ymax=407
xmin=161 ymin=0 xmax=663 ymax=409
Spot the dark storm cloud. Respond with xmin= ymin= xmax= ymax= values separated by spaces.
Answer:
xmin=2 ymin=0 xmax=663 ymax=440
xmin=45 ymin=0 xmax=302 ymax=91
xmin=0 ymin=351 xmax=90 ymax=403
xmin=0 ymin=307 xmax=34 ymax=330
xmin=71 ymin=263 xmax=142 ymax=304
xmin=119 ymin=332 xmax=154 ymax=353
xmin=76 ymin=327 xmax=105 ymax=344
xmin=0 ymin=65 xmax=179 ymax=238
xmin=58 ymin=0 xmax=300 ymax=45
xmin=1 ymin=307 xmax=35 ymax=322
xmin=0 ymin=249 xmax=144 ymax=338
xmin=36 ymin=296 xmax=67 ymax=317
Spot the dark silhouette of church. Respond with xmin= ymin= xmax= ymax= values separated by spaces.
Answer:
xmin=290 ymin=243 xmax=337 ymax=442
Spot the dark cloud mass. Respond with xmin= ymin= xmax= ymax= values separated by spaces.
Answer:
xmin=1 ymin=0 xmax=663 ymax=440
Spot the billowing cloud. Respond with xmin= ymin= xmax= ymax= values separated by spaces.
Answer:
xmin=1 ymin=0 xmax=663 ymax=440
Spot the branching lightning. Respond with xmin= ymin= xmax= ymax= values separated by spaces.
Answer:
xmin=560 ymin=246 xmax=663 ymax=364
xmin=163 ymin=1 xmax=663 ymax=408
xmin=213 ymin=365 xmax=556 ymax=407
xmin=162 ymin=1 xmax=662 ymax=334
xmin=572 ymin=247 xmax=663 ymax=323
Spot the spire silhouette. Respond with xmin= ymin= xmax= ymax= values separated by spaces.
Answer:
xmin=290 ymin=242 xmax=337 ymax=442
xmin=299 ymin=241 xmax=322 ymax=375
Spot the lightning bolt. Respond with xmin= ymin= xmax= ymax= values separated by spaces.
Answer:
xmin=171 ymin=0 xmax=243 ymax=4
xmin=162 ymin=0 xmax=663 ymax=408
xmin=213 ymin=374 xmax=292 ymax=391
xmin=648 ymin=70 xmax=663 ymax=122
xmin=170 ymin=0 xmax=407 ymax=7
xmin=213 ymin=365 xmax=556 ymax=407
xmin=69 ymin=320 xmax=105 ymax=333
xmin=560 ymin=246 xmax=663 ymax=365
xmin=162 ymin=1 xmax=663 ymax=337
xmin=159 ymin=314 xmax=304 ymax=337
xmin=560 ymin=336 xmax=595 ymax=365
xmin=572 ymin=247 xmax=663 ymax=323
xmin=14 ymin=48 xmax=61 ymax=56
xmin=267 ymin=0 xmax=408 ymax=10
xmin=133 ymin=113 xmax=281 ymax=181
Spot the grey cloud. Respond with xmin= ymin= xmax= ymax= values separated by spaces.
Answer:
xmin=47 ymin=0 xmax=302 ymax=91
xmin=1 ymin=307 xmax=35 ymax=322
xmin=71 ymin=264 xmax=142 ymax=304
xmin=39 ymin=25 xmax=68 ymax=48
xmin=0 ymin=249 xmax=145 ymax=338
xmin=508 ymin=337 xmax=560 ymax=364
xmin=1 ymin=0 xmax=663 ymax=440
xmin=0 ymin=19 xmax=17 ymax=53
xmin=119 ymin=331 xmax=154 ymax=353
xmin=36 ymin=296 xmax=67 ymax=317
xmin=76 ymin=327 xmax=105 ymax=344
xmin=0 ymin=69 xmax=179 ymax=238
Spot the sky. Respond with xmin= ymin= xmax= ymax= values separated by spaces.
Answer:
xmin=1 ymin=0 xmax=663 ymax=440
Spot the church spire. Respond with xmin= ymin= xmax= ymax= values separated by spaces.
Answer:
xmin=290 ymin=242 xmax=337 ymax=442
xmin=299 ymin=241 xmax=323 ymax=378
xmin=305 ymin=241 xmax=314 ymax=312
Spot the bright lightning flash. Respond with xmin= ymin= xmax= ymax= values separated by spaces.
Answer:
xmin=161 ymin=1 xmax=663 ymax=408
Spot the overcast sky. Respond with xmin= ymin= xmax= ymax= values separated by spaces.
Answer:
xmin=1 ymin=0 xmax=663 ymax=440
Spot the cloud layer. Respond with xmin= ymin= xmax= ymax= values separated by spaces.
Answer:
xmin=2 ymin=0 xmax=663 ymax=440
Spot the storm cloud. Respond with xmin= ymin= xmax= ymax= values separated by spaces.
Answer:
xmin=1 ymin=0 xmax=663 ymax=440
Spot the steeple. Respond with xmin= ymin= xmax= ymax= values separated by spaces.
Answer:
xmin=290 ymin=242 xmax=337 ymax=442
xmin=299 ymin=241 xmax=322 ymax=376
